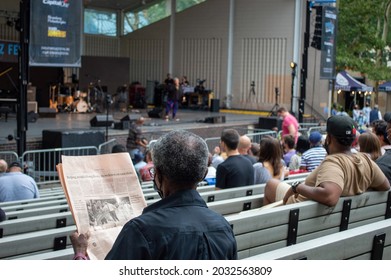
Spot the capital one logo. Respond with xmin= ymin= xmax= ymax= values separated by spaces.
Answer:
xmin=42 ymin=0 xmax=70 ymax=8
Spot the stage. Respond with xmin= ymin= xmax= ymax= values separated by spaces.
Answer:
xmin=0 ymin=107 xmax=265 ymax=152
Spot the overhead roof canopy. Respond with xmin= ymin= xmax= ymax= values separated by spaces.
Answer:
xmin=83 ymin=0 xmax=157 ymax=11
xmin=334 ymin=70 xmax=373 ymax=92
xmin=379 ymin=81 xmax=391 ymax=92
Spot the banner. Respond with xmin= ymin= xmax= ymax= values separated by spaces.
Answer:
xmin=29 ymin=0 xmax=82 ymax=67
xmin=320 ymin=6 xmax=337 ymax=80
xmin=0 ymin=40 xmax=20 ymax=63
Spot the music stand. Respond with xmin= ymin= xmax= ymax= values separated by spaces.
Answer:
xmin=269 ymin=87 xmax=280 ymax=116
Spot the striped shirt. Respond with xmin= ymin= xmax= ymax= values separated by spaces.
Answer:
xmin=300 ymin=146 xmax=327 ymax=172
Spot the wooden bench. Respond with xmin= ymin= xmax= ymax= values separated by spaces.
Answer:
xmin=0 ymin=212 xmax=74 ymax=238
xmin=0 ymin=225 xmax=76 ymax=259
xmin=225 ymin=190 xmax=391 ymax=259
xmin=245 ymin=218 xmax=391 ymax=260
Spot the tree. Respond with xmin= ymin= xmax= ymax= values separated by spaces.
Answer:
xmin=336 ymin=0 xmax=391 ymax=83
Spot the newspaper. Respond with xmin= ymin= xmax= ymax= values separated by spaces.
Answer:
xmin=56 ymin=152 xmax=147 ymax=260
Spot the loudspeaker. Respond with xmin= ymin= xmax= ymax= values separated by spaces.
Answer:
xmin=258 ymin=116 xmax=282 ymax=130
xmin=90 ymin=115 xmax=114 ymax=127
xmin=204 ymin=115 xmax=226 ymax=124
xmin=27 ymin=111 xmax=38 ymax=123
xmin=148 ymin=107 xmax=163 ymax=118
xmin=120 ymin=113 xmax=141 ymax=122
xmin=210 ymin=99 xmax=220 ymax=112
xmin=42 ymin=130 xmax=105 ymax=149
xmin=39 ymin=107 xmax=56 ymax=118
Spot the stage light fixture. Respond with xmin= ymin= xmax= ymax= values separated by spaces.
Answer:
xmin=290 ymin=62 xmax=297 ymax=69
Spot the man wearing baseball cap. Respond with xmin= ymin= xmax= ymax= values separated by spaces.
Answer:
xmin=264 ymin=115 xmax=390 ymax=207
xmin=376 ymin=112 xmax=391 ymax=184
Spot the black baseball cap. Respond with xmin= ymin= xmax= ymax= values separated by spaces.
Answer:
xmin=326 ymin=115 xmax=356 ymax=139
xmin=9 ymin=162 xmax=21 ymax=168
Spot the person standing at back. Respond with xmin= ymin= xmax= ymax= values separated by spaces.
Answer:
xmin=0 ymin=162 xmax=40 ymax=202
xmin=369 ymin=104 xmax=382 ymax=125
xmin=363 ymin=102 xmax=371 ymax=126
xmin=215 ymin=129 xmax=254 ymax=189
xmin=277 ymin=107 xmax=299 ymax=144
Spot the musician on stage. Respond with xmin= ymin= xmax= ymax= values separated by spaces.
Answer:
xmin=165 ymin=77 xmax=182 ymax=121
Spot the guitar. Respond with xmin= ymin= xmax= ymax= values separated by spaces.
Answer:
xmin=49 ymin=85 xmax=58 ymax=112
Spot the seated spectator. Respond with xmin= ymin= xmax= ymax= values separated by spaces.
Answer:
xmin=249 ymin=142 xmax=260 ymax=161
xmin=0 ymin=161 xmax=40 ymax=202
xmin=203 ymin=153 xmax=217 ymax=185
xmin=70 ymin=130 xmax=238 ymax=260
xmin=300 ymin=131 xmax=327 ymax=172
xmin=111 ymin=144 xmax=127 ymax=153
xmin=282 ymin=135 xmax=296 ymax=166
xmin=376 ymin=113 xmax=391 ymax=184
xmin=238 ymin=135 xmax=257 ymax=164
xmin=0 ymin=159 xmax=7 ymax=174
xmin=133 ymin=153 xmax=147 ymax=172
xmin=358 ymin=132 xmax=382 ymax=161
xmin=372 ymin=120 xmax=391 ymax=155
xmin=211 ymin=146 xmax=226 ymax=169
xmin=0 ymin=207 xmax=6 ymax=222
xmin=126 ymin=117 xmax=148 ymax=164
xmin=138 ymin=150 xmax=154 ymax=182
xmin=288 ymin=135 xmax=310 ymax=172
xmin=264 ymin=115 xmax=390 ymax=207
xmin=253 ymin=136 xmax=287 ymax=184
xmin=215 ymin=129 xmax=254 ymax=189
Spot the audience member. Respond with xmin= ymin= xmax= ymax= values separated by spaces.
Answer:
xmin=331 ymin=103 xmax=338 ymax=116
xmin=372 ymin=120 xmax=391 ymax=155
xmin=238 ymin=135 xmax=257 ymax=164
xmin=277 ymin=107 xmax=299 ymax=144
xmin=376 ymin=113 xmax=391 ymax=184
xmin=211 ymin=146 xmax=226 ymax=169
xmin=358 ymin=132 xmax=382 ymax=161
xmin=300 ymin=131 xmax=327 ymax=172
xmin=70 ymin=130 xmax=238 ymax=260
xmin=215 ymin=129 xmax=254 ymax=189
xmin=0 ymin=207 xmax=6 ymax=222
xmin=352 ymin=104 xmax=361 ymax=124
xmin=282 ymin=135 xmax=296 ymax=166
xmin=205 ymin=153 xmax=217 ymax=179
xmin=369 ymin=104 xmax=382 ymax=124
xmin=253 ymin=136 xmax=287 ymax=184
xmin=0 ymin=161 xmax=40 ymax=202
xmin=126 ymin=117 xmax=148 ymax=164
xmin=111 ymin=144 xmax=127 ymax=153
xmin=363 ymin=102 xmax=371 ymax=125
xmin=249 ymin=142 xmax=260 ymax=161
xmin=264 ymin=115 xmax=390 ymax=207
xmin=138 ymin=150 xmax=154 ymax=182
xmin=288 ymin=135 xmax=310 ymax=172
xmin=0 ymin=159 xmax=7 ymax=175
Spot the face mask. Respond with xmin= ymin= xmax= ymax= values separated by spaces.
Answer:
xmin=323 ymin=141 xmax=329 ymax=154
xmin=153 ymin=179 xmax=164 ymax=199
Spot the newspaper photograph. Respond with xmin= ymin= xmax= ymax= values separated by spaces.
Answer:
xmin=57 ymin=152 xmax=147 ymax=260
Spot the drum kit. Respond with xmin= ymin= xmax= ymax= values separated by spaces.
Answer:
xmin=50 ymin=83 xmax=99 ymax=113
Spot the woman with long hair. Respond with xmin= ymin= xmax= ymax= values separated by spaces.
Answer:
xmin=358 ymin=132 xmax=382 ymax=161
xmin=253 ymin=136 xmax=286 ymax=184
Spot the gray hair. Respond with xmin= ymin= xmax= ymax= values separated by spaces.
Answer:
xmin=152 ymin=130 xmax=208 ymax=185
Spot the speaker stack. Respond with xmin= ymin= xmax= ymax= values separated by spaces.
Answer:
xmin=90 ymin=115 xmax=114 ymax=127
xmin=258 ymin=116 xmax=282 ymax=131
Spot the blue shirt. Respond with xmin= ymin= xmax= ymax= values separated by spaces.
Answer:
xmin=300 ymin=146 xmax=327 ymax=172
xmin=105 ymin=189 xmax=238 ymax=260
xmin=0 ymin=172 xmax=40 ymax=202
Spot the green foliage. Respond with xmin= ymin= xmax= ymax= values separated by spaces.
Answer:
xmin=336 ymin=0 xmax=391 ymax=81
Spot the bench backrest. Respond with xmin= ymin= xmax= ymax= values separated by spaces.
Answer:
xmin=245 ymin=218 xmax=391 ymax=260
xmin=226 ymin=191 xmax=391 ymax=259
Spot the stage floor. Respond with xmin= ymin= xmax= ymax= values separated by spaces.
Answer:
xmin=0 ymin=107 xmax=264 ymax=145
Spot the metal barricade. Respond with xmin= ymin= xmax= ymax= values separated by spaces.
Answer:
xmin=0 ymin=151 xmax=19 ymax=165
xmin=21 ymin=146 xmax=99 ymax=182
xmin=308 ymin=126 xmax=327 ymax=135
xmin=204 ymin=130 xmax=278 ymax=152
xmin=98 ymin=139 xmax=117 ymax=154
